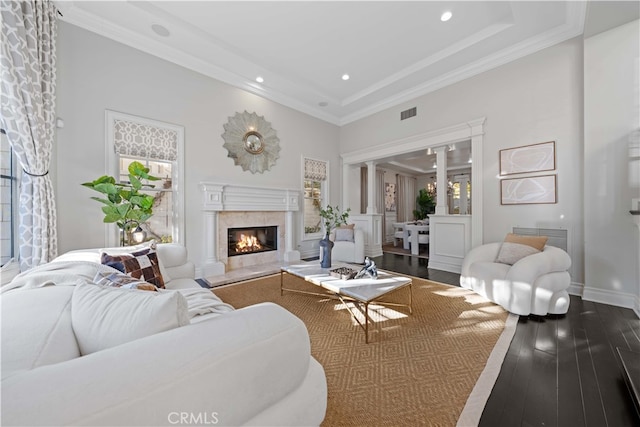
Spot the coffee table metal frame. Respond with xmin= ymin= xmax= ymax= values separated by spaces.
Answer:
xmin=280 ymin=263 xmax=412 ymax=343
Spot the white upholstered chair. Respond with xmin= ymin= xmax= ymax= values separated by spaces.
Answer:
xmin=323 ymin=227 xmax=365 ymax=264
xmin=392 ymin=223 xmax=407 ymax=248
xmin=460 ymin=242 xmax=571 ymax=316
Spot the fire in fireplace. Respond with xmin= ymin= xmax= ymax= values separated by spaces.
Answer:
xmin=227 ymin=226 xmax=277 ymax=257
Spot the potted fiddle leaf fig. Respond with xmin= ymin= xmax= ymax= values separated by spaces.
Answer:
xmin=82 ymin=161 xmax=160 ymax=245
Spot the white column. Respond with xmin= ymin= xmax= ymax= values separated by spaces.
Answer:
xmin=434 ymin=146 xmax=448 ymax=215
xmin=366 ymin=161 xmax=377 ymax=214
xmin=202 ymin=210 xmax=225 ymax=276
xmin=284 ymin=210 xmax=301 ymax=262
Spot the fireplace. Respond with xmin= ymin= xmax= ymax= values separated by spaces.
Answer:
xmin=227 ymin=226 xmax=278 ymax=257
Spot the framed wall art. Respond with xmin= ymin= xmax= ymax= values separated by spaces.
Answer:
xmin=500 ymin=174 xmax=557 ymax=205
xmin=499 ymin=141 xmax=555 ymax=176
xmin=385 ymin=182 xmax=396 ymax=211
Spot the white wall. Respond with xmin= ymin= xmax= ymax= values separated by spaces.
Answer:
xmin=584 ymin=20 xmax=640 ymax=312
xmin=340 ymin=37 xmax=585 ymax=284
xmin=55 ymin=23 xmax=340 ymax=267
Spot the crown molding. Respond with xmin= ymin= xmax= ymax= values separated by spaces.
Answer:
xmin=339 ymin=2 xmax=587 ymax=125
xmin=59 ymin=2 xmax=586 ymax=128
xmin=342 ymin=22 xmax=513 ymax=107
xmin=59 ymin=5 xmax=342 ymax=126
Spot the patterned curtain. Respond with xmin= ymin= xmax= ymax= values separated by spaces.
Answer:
xmin=113 ymin=119 xmax=178 ymax=161
xmin=304 ymin=158 xmax=327 ymax=181
xmin=0 ymin=0 xmax=58 ymax=270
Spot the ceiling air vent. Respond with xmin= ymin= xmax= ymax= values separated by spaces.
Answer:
xmin=401 ymin=107 xmax=417 ymax=120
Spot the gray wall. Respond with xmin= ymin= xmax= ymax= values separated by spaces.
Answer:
xmin=584 ymin=20 xmax=640 ymax=312
xmin=55 ymin=23 xmax=340 ymax=265
xmin=340 ymin=37 xmax=586 ymax=285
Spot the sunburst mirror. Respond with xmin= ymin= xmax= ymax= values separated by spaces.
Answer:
xmin=222 ymin=111 xmax=280 ymax=174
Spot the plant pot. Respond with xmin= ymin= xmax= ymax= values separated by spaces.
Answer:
xmin=319 ymin=233 xmax=334 ymax=268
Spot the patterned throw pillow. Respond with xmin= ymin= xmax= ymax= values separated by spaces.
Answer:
xmin=93 ymin=270 xmax=157 ymax=291
xmin=101 ymin=247 xmax=165 ymax=289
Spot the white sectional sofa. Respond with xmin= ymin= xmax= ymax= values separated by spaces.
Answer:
xmin=1 ymin=243 xmax=327 ymax=426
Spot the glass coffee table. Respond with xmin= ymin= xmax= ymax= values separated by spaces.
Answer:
xmin=280 ymin=262 xmax=412 ymax=343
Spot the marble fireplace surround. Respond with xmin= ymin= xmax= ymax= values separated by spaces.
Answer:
xmin=200 ymin=182 xmax=301 ymax=277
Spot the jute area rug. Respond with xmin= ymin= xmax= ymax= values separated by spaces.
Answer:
xmin=213 ymin=273 xmax=516 ymax=427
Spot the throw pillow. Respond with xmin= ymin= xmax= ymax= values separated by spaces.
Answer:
xmin=93 ymin=270 xmax=157 ymax=291
xmin=495 ymin=242 xmax=540 ymax=265
xmin=71 ymin=283 xmax=189 ymax=355
xmin=503 ymin=233 xmax=548 ymax=251
xmin=495 ymin=233 xmax=548 ymax=265
xmin=101 ymin=247 xmax=165 ymax=288
xmin=336 ymin=223 xmax=355 ymax=230
xmin=334 ymin=228 xmax=355 ymax=242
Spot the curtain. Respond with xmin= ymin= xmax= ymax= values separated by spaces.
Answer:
xmin=396 ymin=174 xmax=417 ymax=222
xmin=1 ymin=0 xmax=58 ymax=270
xmin=114 ymin=119 xmax=178 ymax=161
xmin=360 ymin=166 xmax=367 ymax=214
xmin=376 ymin=169 xmax=385 ymax=219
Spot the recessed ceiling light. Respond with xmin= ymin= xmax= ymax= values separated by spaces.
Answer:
xmin=318 ymin=101 xmax=328 ymax=107
xmin=342 ymin=74 xmax=350 ymax=81
xmin=151 ymin=23 xmax=170 ymax=37
xmin=441 ymin=11 xmax=452 ymax=22
xmin=255 ymin=76 xmax=264 ymax=83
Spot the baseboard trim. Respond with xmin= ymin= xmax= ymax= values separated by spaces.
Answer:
xmin=583 ymin=285 xmax=640 ymax=313
xmin=568 ymin=282 xmax=584 ymax=296
xmin=427 ymin=259 xmax=462 ymax=274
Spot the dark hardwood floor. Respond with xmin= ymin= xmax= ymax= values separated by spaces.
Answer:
xmin=372 ymin=252 xmax=640 ymax=427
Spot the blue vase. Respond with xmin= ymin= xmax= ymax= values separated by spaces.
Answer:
xmin=319 ymin=233 xmax=334 ymax=268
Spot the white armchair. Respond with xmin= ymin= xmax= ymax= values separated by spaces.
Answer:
xmin=460 ymin=242 xmax=571 ymax=316
xmin=326 ymin=227 xmax=365 ymax=264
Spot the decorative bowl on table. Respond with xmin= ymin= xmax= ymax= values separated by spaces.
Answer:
xmin=330 ymin=267 xmax=358 ymax=280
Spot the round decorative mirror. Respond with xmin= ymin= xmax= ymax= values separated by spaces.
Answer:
xmin=222 ymin=111 xmax=280 ymax=174
xmin=243 ymin=131 xmax=264 ymax=154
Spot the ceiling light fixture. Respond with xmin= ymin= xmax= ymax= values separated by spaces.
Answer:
xmin=318 ymin=101 xmax=328 ymax=107
xmin=342 ymin=74 xmax=350 ymax=81
xmin=441 ymin=11 xmax=452 ymax=22
xmin=151 ymin=23 xmax=170 ymax=37
xmin=255 ymin=76 xmax=264 ymax=83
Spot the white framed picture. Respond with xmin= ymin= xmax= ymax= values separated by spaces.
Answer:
xmin=499 ymin=141 xmax=555 ymax=176
xmin=500 ymin=174 xmax=557 ymax=205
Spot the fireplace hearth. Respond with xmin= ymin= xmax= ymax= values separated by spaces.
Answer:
xmin=227 ymin=226 xmax=278 ymax=257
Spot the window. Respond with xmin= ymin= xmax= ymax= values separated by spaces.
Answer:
xmin=0 ymin=130 xmax=17 ymax=265
xmin=106 ymin=111 xmax=184 ymax=246
xmin=117 ymin=156 xmax=174 ymax=242
xmin=303 ymin=158 xmax=328 ymax=239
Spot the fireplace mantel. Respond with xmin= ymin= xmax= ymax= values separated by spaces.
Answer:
xmin=200 ymin=182 xmax=301 ymax=277
xmin=201 ymin=182 xmax=299 ymax=212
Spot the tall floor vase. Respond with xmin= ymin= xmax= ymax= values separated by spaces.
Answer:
xmin=319 ymin=233 xmax=334 ymax=268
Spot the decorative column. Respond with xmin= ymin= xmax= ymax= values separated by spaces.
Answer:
xmin=202 ymin=210 xmax=225 ymax=276
xmin=284 ymin=210 xmax=300 ymax=262
xmin=366 ymin=161 xmax=377 ymax=214
xmin=434 ymin=146 xmax=448 ymax=215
